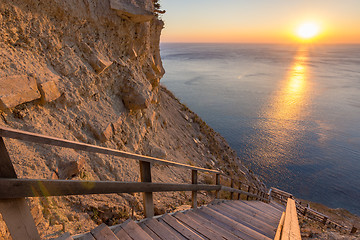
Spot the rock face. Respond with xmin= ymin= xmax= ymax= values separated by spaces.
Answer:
xmin=0 ymin=0 xmax=263 ymax=239
xmin=0 ymin=75 xmax=41 ymax=110
xmin=110 ymin=0 xmax=155 ymax=23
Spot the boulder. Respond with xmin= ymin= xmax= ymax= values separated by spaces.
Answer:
xmin=58 ymin=158 xmax=86 ymax=179
xmin=110 ymin=0 xmax=154 ymax=23
xmin=38 ymin=80 xmax=61 ymax=103
xmin=0 ymin=75 xmax=41 ymax=110
xmin=121 ymin=77 xmax=153 ymax=111
xmin=88 ymin=52 xmax=113 ymax=74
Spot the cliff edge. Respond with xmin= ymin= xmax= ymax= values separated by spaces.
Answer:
xmin=0 ymin=0 xmax=264 ymax=238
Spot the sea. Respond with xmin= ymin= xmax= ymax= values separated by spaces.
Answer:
xmin=160 ymin=43 xmax=360 ymax=216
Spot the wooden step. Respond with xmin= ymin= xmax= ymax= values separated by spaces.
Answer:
xmin=112 ymin=226 xmax=132 ymax=240
xmin=139 ymin=222 xmax=162 ymax=240
xmin=224 ymin=201 xmax=279 ymax=226
xmin=184 ymin=210 xmax=240 ymax=240
xmin=160 ymin=214 xmax=205 ymax=240
xmin=242 ymin=201 xmax=283 ymax=217
xmin=195 ymin=207 xmax=268 ymax=240
xmin=116 ymin=219 xmax=153 ymax=240
xmin=55 ymin=232 xmax=73 ymax=240
xmin=158 ymin=218 xmax=188 ymax=240
xmin=141 ymin=218 xmax=182 ymax=240
xmin=173 ymin=211 xmax=225 ymax=239
xmin=208 ymin=203 xmax=275 ymax=238
xmin=90 ymin=223 xmax=119 ymax=240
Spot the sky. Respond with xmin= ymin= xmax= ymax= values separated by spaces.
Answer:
xmin=159 ymin=0 xmax=360 ymax=43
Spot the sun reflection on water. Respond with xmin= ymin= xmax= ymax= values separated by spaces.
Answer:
xmin=250 ymin=48 xmax=311 ymax=171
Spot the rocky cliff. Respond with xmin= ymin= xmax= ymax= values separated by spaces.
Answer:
xmin=0 ymin=0 xmax=265 ymax=238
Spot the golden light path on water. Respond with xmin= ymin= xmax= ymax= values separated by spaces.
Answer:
xmin=251 ymin=47 xmax=311 ymax=170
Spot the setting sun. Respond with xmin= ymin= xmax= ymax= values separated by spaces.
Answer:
xmin=297 ymin=22 xmax=320 ymax=40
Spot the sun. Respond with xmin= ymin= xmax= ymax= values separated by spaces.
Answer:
xmin=296 ymin=22 xmax=320 ymax=40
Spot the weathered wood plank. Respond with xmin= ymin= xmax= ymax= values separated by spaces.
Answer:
xmin=90 ymin=223 xmax=119 ymax=240
xmin=274 ymin=212 xmax=285 ymax=240
xmin=281 ymin=198 xmax=301 ymax=240
xmin=0 ymin=179 xmax=221 ymax=198
xmin=220 ymin=186 xmax=268 ymax=201
xmin=54 ymin=232 xmax=73 ymax=240
xmin=184 ymin=211 xmax=239 ymax=240
xmin=225 ymin=201 xmax=279 ymax=225
xmin=193 ymin=208 xmax=260 ymax=240
xmin=157 ymin=218 xmax=188 ymax=240
xmin=0 ymin=126 xmax=219 ymax=173
xmin=161 ymin=214 xmax=204 ymax=240
xmin=138 ymin=222 xmax=162 ymax=240
xmin=200 ymin=206 xmax=272 ymax=240
xmin=73 ymin=232 xmax=96 ymax=240
xmin=143 ymin=218 xmax=181 ymax=240
xmin=121 ymin=219 xmax=153 ymax=240
xmin=0 ymin=137 xmax=40 ymax=240
xmin=173 ymin=212 xmax=224 ymax=239
xmin=208 ymin=204 xmax=275 ymax=238
xmin=112 ymin=226 xmax=132 ymax=240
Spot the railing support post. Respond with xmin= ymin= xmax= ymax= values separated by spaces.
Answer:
xmin=0 ymin=137 xmax=40 ymax=240
xmin=230 ymin=179 xmax=234 ymax=200
xmin=191 ymin=170 xmax=198 ymax=208
xmin=215 ymin=174 xmax=221 ymax=199
xmin=246 ymin=186 xmax=251 ymax=200
xmin=238 ymin=182 xmax=242 ymax=200
xmin=139 ymin=161 xmax=154 ymax=218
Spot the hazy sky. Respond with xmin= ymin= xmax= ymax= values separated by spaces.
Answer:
xmin=160 ymin=0 xmax=360 ymax=43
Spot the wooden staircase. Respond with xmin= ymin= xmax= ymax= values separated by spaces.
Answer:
xmin=59 ymin=200 xmax=285 ymax=240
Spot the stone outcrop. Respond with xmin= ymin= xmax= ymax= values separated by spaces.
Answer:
xmin=110 ymin=0 xmax=154 ymax=23
xmin=38 ymin=80 xmax=61 ymax=103
xmin=0 ymin=75 xmax=41 ymax=110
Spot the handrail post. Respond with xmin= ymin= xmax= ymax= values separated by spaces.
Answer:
xmin=0 ymin=137 xmax=40 ymax=240
xmin=246 ymin=186 xmax=251 ymax=200
xmin=238 ymin=182 xmax=242 ymax=200
xmin=139 ymin=161 xmax=154 ymax=218
xmin=230 ymin=179 xmax=234 ymax=200
xmin=215 ymin=174 xmax=221 ymax=199
xmin=191 ymin=170 xmax=198 ymax=208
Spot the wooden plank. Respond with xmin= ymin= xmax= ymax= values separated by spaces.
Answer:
xmin=0 ymin=126 xmax=219 ymax=174
xmin=140 ymin=161 xmax=154 ymax=218
xmin=0 ymin=179 xmax=221 ymax=198
xmin=193 ymin=208 xmax=262 ymax=240
xmin=138 ymin=222 xmax=162 ymax=240
xmin=230 ymin=179 xmax=234 ymax=200
xmin=281 ymin=198 xmax=301 ymax=240
xmin=184 ymin=211 xmax=239 ymax=240
xmin=143 ymin=218 xmax=181 ymax=240
xmin=112 ymin=226 xmax=132 ymax=240
xmin=208 ymin=203 xmax=275 ymax=238
xmin=161 ymin=214 xmax=204 ymax=240
xmin=73 ymin=232 xmax=96 ymax=240
xmin=90 ymin=223 xmax=119 ymax=240
xmin=121 ymin=219 xmax=153 ymax=240
xmin=225 ymin=201 xmax=279 ymax=225
xmin=231 ymin=201 xmax=281 ymax=220
xmin=238 ymin=182 xmax=242 ymax=200
xmin=157 ymin=218 xmax=188 ymax=240
xmin=55 ymin=232 xmax=73 ymax=240
xmin=191 ymin=170 xmax=197 ymax=209
xmin=0 ymin=137 xmax=40 ymax=240
xmin=173 ymin=212 xmax=224 ymax=239
xmin=274 ymin=212 xmax=285 ymax=240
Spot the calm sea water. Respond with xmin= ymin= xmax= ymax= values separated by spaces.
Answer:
xmin=160 ymin=43 xmax=360 ymax=216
